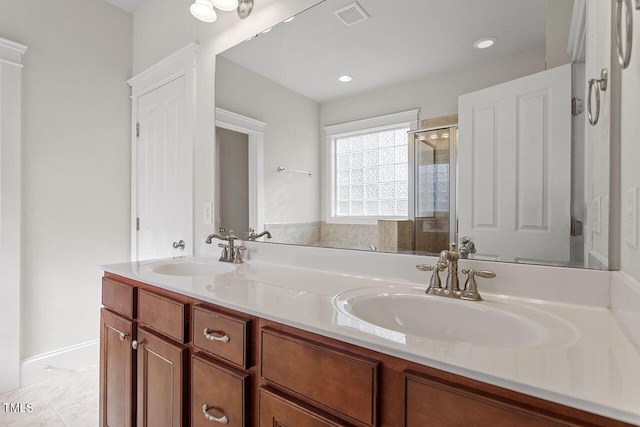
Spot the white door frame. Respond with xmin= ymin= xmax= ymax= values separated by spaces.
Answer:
xmin=127 ymin=43 xmax=198 ymax=261
xmin=215 ymin=107 xmax=266 ymax=232
xmin=0 ymin=37 xmax=27 ymax=393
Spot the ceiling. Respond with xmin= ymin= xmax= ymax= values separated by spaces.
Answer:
xmin=103 ymin=0 xmax=145 ymax=13
xmin=220 ymin=0 xmax=548 ymax=103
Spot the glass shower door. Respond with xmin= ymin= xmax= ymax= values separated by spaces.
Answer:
xmin=414 ymin=126 xmax=456 ymax=255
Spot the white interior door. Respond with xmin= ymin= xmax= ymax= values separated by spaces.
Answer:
xmin=458 ymin=64 xmax=572 ymax=264
xmin=136 ymin=76 xmax=193 ymax=260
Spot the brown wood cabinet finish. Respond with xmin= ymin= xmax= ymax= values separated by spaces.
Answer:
xmin=193 ymin=305 xmax=251 ymax=369
xmin=192 ymin=354 xmax=250 ymax=427
xmin=102 ymin=277 xmax=136 ymax=319
xmin=260 ymin=327 xmax=379 ymax=427
xmin=99 ymin=308 xmax=136 ymax=427
xmin=100 ymin=273 xmax=635 ymax=427
xmin=136 ymin=327 xmax=188 ymax=427
xmin=138 ymin=289 xmax=189 ymax=343
xmin=259 ymin=387 xmax=353 ymax=427
xmin=404 ymin=370 xmax=575 ymax=426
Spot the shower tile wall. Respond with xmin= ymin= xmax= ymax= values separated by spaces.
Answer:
xmin=264 ymin=221 xmax=321 ymax=246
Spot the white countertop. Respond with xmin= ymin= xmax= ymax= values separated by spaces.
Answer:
xmin=101 ymin=256 xmax=640 ymax=425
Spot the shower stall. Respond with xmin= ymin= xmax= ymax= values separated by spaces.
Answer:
xmin=413 ymin=125 xmax=457 ymax=255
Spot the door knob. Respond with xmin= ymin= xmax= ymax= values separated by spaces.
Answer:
xmin=172 ymin=240 xmax=186 ymax=250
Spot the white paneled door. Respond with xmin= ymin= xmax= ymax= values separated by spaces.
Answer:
xmin=458 ymin=64 xmax=571 ymax=264
xmin=136 ymin=75 xmax=193 ymax=260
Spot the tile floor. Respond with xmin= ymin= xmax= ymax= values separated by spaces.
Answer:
xmin=0 ymin=366 xmax=98 ymax=427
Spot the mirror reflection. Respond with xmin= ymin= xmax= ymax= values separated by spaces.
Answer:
xmin=215 ymin=0 xmax=607 ymax=269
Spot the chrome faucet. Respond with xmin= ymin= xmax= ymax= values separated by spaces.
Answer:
xmin=247 ymin=228 xmax=272 ymax=241
xmin=205 ymin=230 xmax=246 ymax=263
xmin=458 ymin=236 xmax=476 ymax=258
xmin=416 ymin=242 xmax=495 ymax=301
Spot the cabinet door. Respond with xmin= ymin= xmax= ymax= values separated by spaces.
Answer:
xmin=259 ymin=388 xmax=350 ymax=427
xmin=136 ymin=327 xmax=188 ymax=427
xmin=99 ymin=308 xmax=135 ymax=427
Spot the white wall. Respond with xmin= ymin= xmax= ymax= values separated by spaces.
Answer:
xmin=320 ymin=48 xmax=545 ymax=126
xmin=585 ymin=0 xmax=611 ymax=265
xmin=0 ymin=0 xmax=132 ymax=360
xmin=216 ymin=57 xmax=320 ymax=224
xmin=620 ymin=3 xmax=640 ymax=281
xmin=547 ymin=0 xmax=575 ymax=68
xmin=133 ymin=0 xmax=322 ymax=245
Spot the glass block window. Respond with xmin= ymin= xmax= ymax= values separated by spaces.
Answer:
xmin=334 ymin=125 xmax=410 ymax=218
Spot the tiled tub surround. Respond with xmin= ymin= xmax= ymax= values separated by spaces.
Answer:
xmin=263 ymin=221 xmax=321 ymax=246
xmin=105 ymin=244 xmax=640 ymax=425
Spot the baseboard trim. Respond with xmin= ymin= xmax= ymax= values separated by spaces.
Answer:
xmin=20 ymin=339 xmax=99 ymax=387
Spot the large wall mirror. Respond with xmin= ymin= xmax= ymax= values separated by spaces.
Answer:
xmin=215 ymin=0 xmax=613 ymax=270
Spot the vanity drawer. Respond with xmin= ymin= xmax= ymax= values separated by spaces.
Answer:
xmin=138 ymin=289 xmax=188 ymax=343
xmin=192 ymin=354 xmax=249 ymax=427
xmin=102 ymin=277 xmax=136 ymax=319
xmin=259 ymin=387 xmax=351 ymax=427
xmin=404 ymin=370 xmax=566 ymax=427
xmin=193 ymin=305 xmax=250 ymax=368
xmin=260 ymin=328 xmax=379 ymax=426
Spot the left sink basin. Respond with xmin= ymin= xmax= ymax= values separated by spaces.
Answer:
xmin=145 ymin=258 xmax=236 ymax=276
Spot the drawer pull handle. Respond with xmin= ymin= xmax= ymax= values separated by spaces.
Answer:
xmin=203 ymin=328 xmax=230 ymax=343
xmin=131 ymin=339 xmax=143 ymax=350
xmin=118 ymin=332 xmax=129 ymax=341
xmin=202 ymin=404 xmax=229 ymax=424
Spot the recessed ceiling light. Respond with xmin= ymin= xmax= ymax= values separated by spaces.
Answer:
xmin=474 ymin=38 xmax=497 ymax=49
xmin=441 ymin=133 xmax=449 ymax=138
xmin=338 ymin=75 xmax=353 ymax=83
xmin=429 ymin=134 xmax=439 ymax=140
xmin=262 ymin=27 xmax=272 ymax=33
xmin=284 ymin=16 xmax=295 ymax=23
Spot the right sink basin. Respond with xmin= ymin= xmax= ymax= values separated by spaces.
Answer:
xmin=334 ymin=286 xmax=578 ymax=348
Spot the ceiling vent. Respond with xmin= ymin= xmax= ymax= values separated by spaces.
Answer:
xmin=333 ymin=1 xmax=370 ymax=26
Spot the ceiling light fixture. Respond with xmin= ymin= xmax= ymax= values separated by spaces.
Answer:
xmin=190 ymin=0 xmax=218 ymax=22
xmin=474 ymin=38 xmax=497 ymax=49
xmin=338 ymin=75 xmax=353 ymax=82
xmin=237 ymin=0 xmax=253 ymax=19
xmin=211 ymin=0 xmax=238 ymax=11
xmin=190 ymin=0 xmax=253 ymax=22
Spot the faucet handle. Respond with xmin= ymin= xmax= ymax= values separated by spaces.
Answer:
xmin=460 ymin=269 xmax=495 ymax=301
xmin=416 ymin=264 xmax=444 ymax=295
xmin=218 ymin=243 xmax=230 ymax=262
xmin=233 ymin=246 xmax=246 ymax=264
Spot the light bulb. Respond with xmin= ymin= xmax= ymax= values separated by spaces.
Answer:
xmin=211 ymin=0 xmax=239 ymax=11
xmin=190 ymin=0 xmax=217 ymax=22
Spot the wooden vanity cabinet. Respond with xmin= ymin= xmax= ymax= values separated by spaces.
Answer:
xmin=99 ymin=307 xmax=136 ymax=427
xmin=100 ymin=273 xmax=635 ymax=427
xmin=136 ymin=327 xmax=188 ymax=427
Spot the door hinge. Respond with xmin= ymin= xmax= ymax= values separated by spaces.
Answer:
xmin=136 ymin=123 xmax=140 ymax=138
xmin=571 ymin=216 xmax=583 ymax=236
xmin=136 ymin=217 xmax=140 ymax=231
xmin=571 ymin=97 xmax=584 ymax=116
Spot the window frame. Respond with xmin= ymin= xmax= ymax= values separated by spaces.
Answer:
xmin=324 ymin=109 xmax=419 ymax=225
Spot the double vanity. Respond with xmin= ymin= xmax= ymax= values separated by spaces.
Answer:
xmin=99 ymin=243 xmax=640 ymax=426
